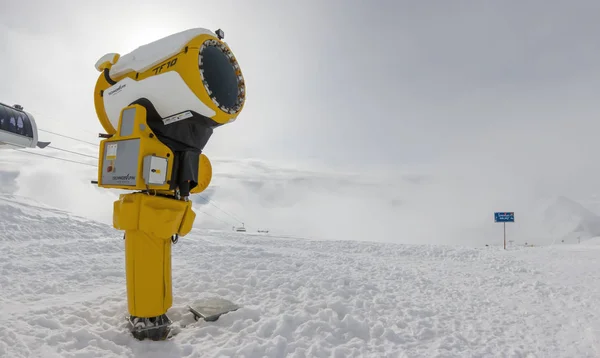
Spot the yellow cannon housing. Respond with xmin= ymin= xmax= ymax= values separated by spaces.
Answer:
xmin=91 ymin=28 xmax=246 ymax=341
xmin=93 ymin=27 xmax=245 ymax=197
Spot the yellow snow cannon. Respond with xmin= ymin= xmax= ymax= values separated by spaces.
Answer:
xmin=91 ymin=27 xmax=245 ymax=340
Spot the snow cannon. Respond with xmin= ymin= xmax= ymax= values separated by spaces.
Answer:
xmin=91 ymin=28 xmax=245 ymax=341
xmin=93 ymin=27 xmax=245 ymax=196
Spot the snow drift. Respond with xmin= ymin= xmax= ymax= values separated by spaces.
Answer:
xmin=2 ymin=194 xmax=600 ymax=357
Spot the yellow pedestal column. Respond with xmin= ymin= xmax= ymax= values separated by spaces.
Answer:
xmin=113 ymin=192 xmax=196 ymax=318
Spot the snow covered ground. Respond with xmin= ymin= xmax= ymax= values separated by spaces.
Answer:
xmin=2 ymin=194 xmax=600 ymax=357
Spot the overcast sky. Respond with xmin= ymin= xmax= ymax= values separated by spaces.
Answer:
xmin=2 ymin=1 xmax=600 ymax=245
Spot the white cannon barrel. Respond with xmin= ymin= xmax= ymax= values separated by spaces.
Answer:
xmin=93 ymin=28 xmax=245 ymax=136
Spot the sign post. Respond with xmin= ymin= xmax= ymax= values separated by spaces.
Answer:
xmin=494 ymin=212 xmax=514 ymax=249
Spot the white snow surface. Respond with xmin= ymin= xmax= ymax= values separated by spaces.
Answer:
xmin=2 ymin=194 xmax=600 ymax=357
xmin=108 ymin=28 xmax=214 ymax=78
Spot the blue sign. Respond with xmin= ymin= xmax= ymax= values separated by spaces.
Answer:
xmin=494 ymin=212 xmax=514 ymax=223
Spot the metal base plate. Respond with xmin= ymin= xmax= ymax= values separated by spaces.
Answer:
xmin=188 ymin=297 xmax=240 ymax=322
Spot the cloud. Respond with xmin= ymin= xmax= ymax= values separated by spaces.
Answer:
xmin=4 ymin=146 xmax=600 ymax=247
xmin=0 ymin=149 xmax=118 ymax=226
xmin=189 ymin=157 xmax=504 ymax=244
xmin=3 ymin=1 xmax=600 ymax=247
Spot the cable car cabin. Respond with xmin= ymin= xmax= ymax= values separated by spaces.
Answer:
xmin=0 ymin=102 xmax=50 ymax=150
xmin=233 ymin=224 xmax=246 ymax=232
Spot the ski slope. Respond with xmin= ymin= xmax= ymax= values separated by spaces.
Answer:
xmin=1 ymin=194 xmax=600 ymax=357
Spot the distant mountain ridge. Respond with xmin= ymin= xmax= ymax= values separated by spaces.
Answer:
xmin=541 ymin=195 xmax=600 ymax=243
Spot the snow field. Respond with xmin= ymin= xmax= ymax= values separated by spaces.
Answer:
xmin=1 ymin=195 xmax=600 ymax=357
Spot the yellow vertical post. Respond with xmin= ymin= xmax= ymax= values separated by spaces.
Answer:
xmin=124 ymin=230 xmax=173 ymax=316
xmin=113 ymin=193 xmax=196 ymax=319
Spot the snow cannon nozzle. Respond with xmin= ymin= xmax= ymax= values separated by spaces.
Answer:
xmin=199 ymin=38 xmax=245 ymax=114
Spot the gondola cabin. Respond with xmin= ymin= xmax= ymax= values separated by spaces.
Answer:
xmin=235 ymin=223 xmax=246 ymax=232
xmin=0 ymin=102 xmax=50 ymax=149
